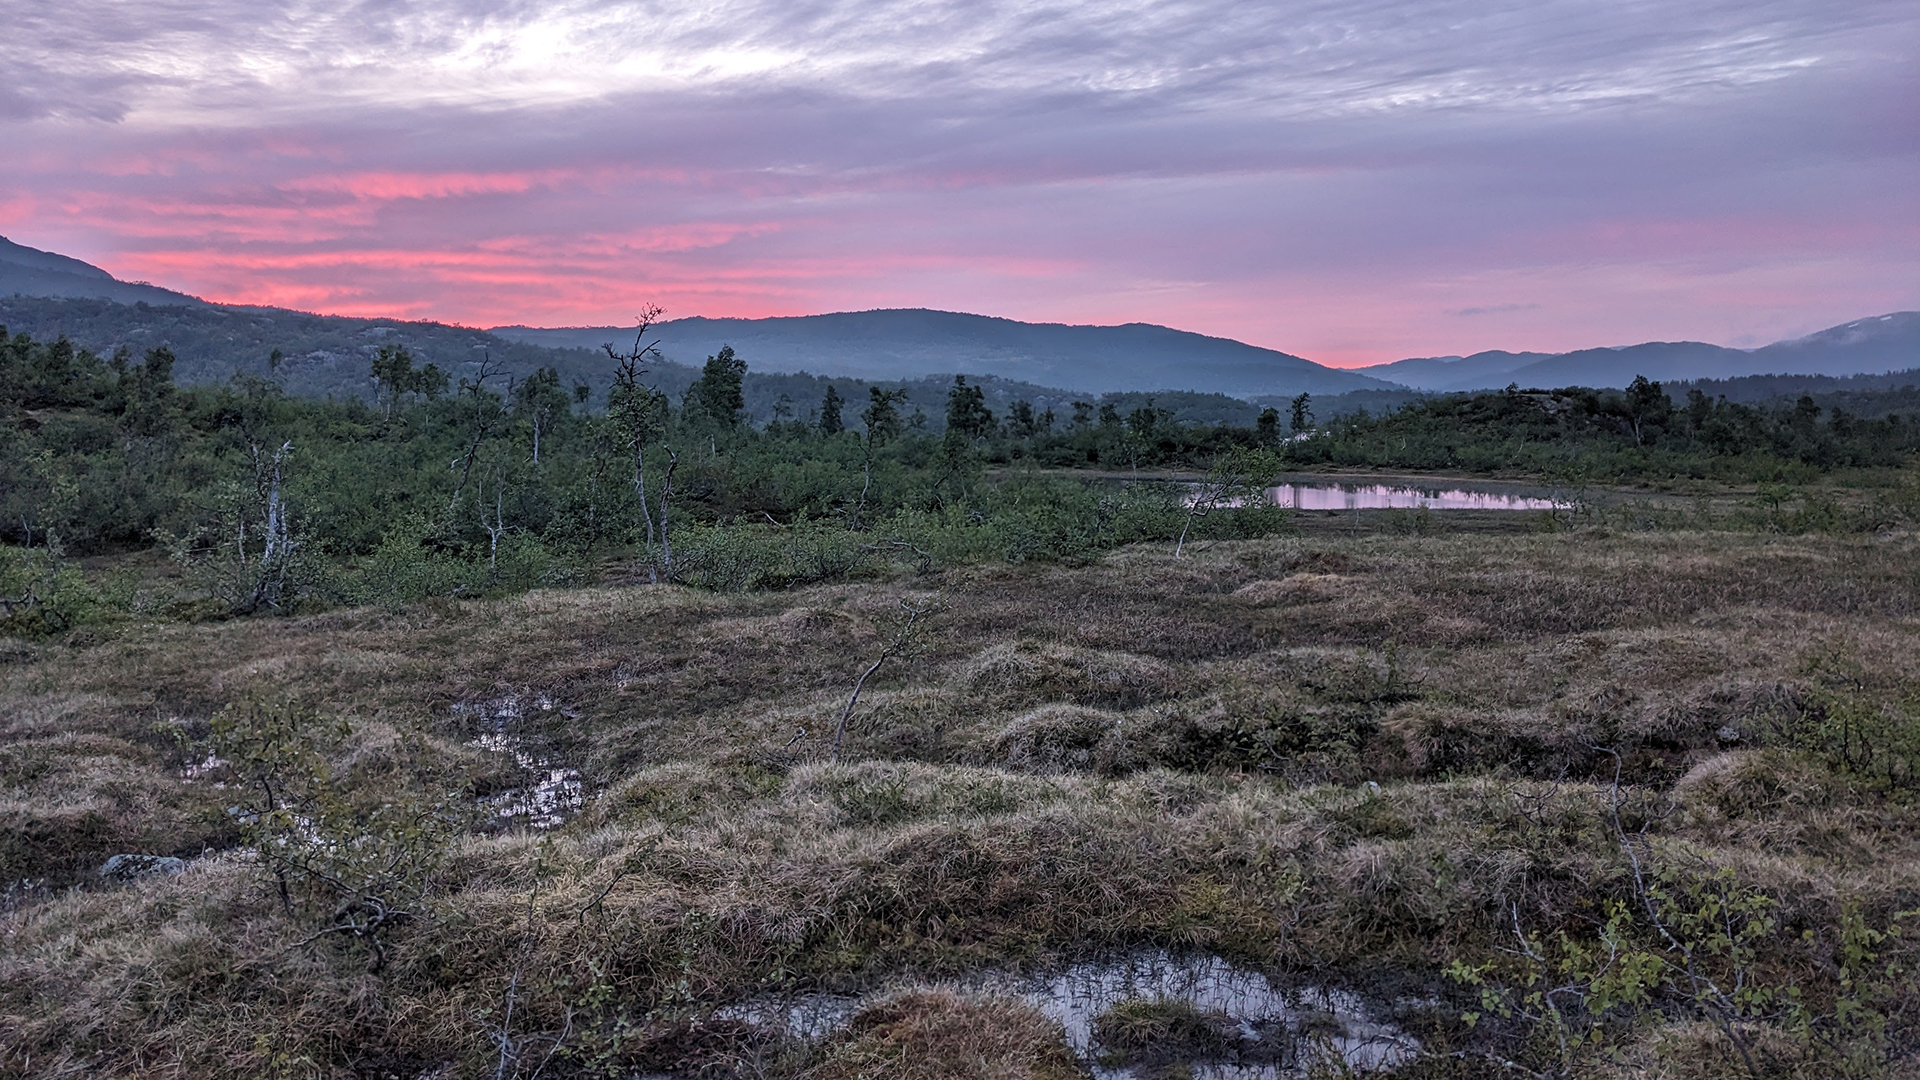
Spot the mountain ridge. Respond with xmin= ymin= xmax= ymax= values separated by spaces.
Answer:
xmin=490 ymin=309 xmax=1396 ymax=398
xmin=1 ymin=235 xmax=1391 ymax=398
xmin=0 ymin=235 xmax=210 ymax=309
xmin=1359 ymin=314 xmax=1920 ymax=391
xmin=5 ymin=233 xmax=1916 ymax=397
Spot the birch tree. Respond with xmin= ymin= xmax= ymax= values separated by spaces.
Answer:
xmin=604 ymin=307 xmax=678 ymax=583
xmin=1176 ymin=446 xmax=1284 ymax=558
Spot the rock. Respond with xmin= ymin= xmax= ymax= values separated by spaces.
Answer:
xmin=1717 ymin=725 xmax=1743 ymax=744
xmin=100 ymin=854 xmax=186 ymax=882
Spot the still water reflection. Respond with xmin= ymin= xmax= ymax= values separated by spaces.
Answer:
xmin=1267 ymin=482 xmax=1566 ymax=511
xmin=715 ymin=951 xmax=1420 ymax=1078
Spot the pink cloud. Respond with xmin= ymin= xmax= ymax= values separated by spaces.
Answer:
xmin=280 ymin=169 xmax=571 ymax=200
xmin=7 ymin=64 xmax=1916 ymax=368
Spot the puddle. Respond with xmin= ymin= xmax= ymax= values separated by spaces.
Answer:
xmin=456 ymin=695 xmax=584 ymax=829
xmin=1266 ymin=482 xmax=1565 ymax=511
xmin=1012 ymin=953 xmax=1418 ymax=1076
xmin=181 ymin=752 xmax=228 ymax=782
xmin=717 ymin=951 xmax=1419 ymax=1077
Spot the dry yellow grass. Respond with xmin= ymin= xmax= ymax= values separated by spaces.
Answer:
xmin=3 ymin=527 xmax=1918 ymax=1077
xmin=804 ymin=990 xmax=1084 ymax=1080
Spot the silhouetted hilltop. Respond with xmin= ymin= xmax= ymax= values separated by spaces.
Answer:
xmin=0 ymin=235 xmax=208 ymax=308
xmin=1357 ymin=313 xmax=1920 ymax=391
xmin=493 ymin=310 xmax=1396 ymax=399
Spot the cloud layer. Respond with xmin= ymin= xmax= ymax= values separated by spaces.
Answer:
xmin=4 ymin=0 xmax=1916 ymax=364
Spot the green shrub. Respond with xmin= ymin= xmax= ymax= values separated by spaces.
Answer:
xmin=0 ymin=544 xmax=120 ymax=638
xmin=672 ymin=519 xmax=869 ymax=591
xmin=1767 ymin=659 xmax=1920 ymax=791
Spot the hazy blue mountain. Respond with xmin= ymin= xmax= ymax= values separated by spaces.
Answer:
xmin=1356 ymin=313 xmax=1920 ymax=391
xmin=1497 ymin=341 xmax=1757 ymax=389
xmin=0 ymin=235 xmax=208 ymax=308
xmin=0 ymin=294 xmax=613 ymax=402
xmin=491 ymin=310 xmax=1398 ymax=398
xmin=1355 ymin=350 xmax=1551 ymax=391
xmin=1751 ymin=312 xmax=1920 ymax=377
xmin=9 ymin=234 xmax=1916 ymax=402
xmin=0 ymin=295 xmax=1123 ymax=429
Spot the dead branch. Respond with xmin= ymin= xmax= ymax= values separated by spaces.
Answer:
xmin=1592 ymin=744 xmax=1761 ymax=1080
xmin=831 ymin=597 xmax=942 ymax=760
xmin=449 ymin=353 xmax=506 ymax=512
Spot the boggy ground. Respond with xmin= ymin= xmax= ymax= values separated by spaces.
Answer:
xmin=3 ymin=527 xmax=1919 ymax=1078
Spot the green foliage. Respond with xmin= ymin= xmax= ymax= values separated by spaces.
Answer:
xmin=164 ymin=440 xmax=307 ymax=615
xmin=332 ymin=517 xmax=581 ymax=609
xmin=862 ymin=386 xmax=907 ymax=445
xmin=1255 ymin=406 xmax=1280 ymax=445
xmin=877 ymin=476 xmax=1216 ymax=568
xmin=4 ymin=321 xmax=1913 ymax=628
xmin=671 ymin=519 xmax=868 ymax=592
xmin=1 ymin=330 xmax=113 ymax=408
xmin=369 ymin=345 xmax=448 ymax=419
xmin=1450 ymin=851 xmax=1918 ymax=1079
xmin=1810 ymin=902 xmax=1917 ymax=1078
xmin=1178 ymin=446 xmax=1289 ymax=556
xmin=1448 ymin=899 xmax=1663 ymax=1075
xmin=943 ymin=375 xmax=994 ymax=446
xmin=819 ymin=383 xmax=845 ymax=434
xmin=685 ymin=345 xmax=747 ymax=428
xmin=0 ymin=543 xmax=120 ymax=638
xmin=664 ymin=471 xmax=1278 ymax=590
xmin=1771 ymin=656 xmax=1920 ymax=790
xmin=1289 ymin=392 xmax=1313 ymax=433
xmin=1733 ymin=483 xmax=1858 ymax=534
xmin=512 ymin=365 xmax=569 ymax=462
xmin=1289 ymin=381 xmax=1918 ymax=482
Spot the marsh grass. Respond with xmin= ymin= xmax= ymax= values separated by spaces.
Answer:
xmin=4 ymin=528 xmax=1920 ymax=1077
xmin=804 ymin=989 xmax=1083 ymax=1080
xmin=1095 ymin=996 xmax=1238 ymax=1050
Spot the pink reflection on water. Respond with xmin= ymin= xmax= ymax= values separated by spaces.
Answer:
xmin=1269 ymin=483 xmax=1565 ymax=511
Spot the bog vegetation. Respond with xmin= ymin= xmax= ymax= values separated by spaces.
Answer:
xmin=4 ymin=322 xmax=1917 ymax=631
xmin=2 ymin=321 xmax=1919 ymax=1079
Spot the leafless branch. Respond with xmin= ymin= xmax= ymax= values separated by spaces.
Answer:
xmin=832 ymin=597 xmax=942 ymax=760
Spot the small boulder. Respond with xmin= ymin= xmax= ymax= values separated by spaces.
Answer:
xmin=100 ymin=854 xmax=186 ymax=883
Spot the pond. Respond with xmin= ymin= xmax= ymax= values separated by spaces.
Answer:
xmin=1265 ymin=481 xmax=1567 ymax=511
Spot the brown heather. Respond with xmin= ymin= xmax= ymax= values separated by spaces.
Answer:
xmin=3 ymin=527 xmax=1918 ymax=1078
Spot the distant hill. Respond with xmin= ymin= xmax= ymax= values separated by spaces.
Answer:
xmin=0 ymin=235 xmax=209 ymax=308
xmin=0 ymin=295 xmax=1128 ymax=430
xmin=3 ymin=235 xmax=1384 ymax=399
xmin=1753 ymin=313 xmax=1920 ymax=378
xmin=1353 ymin=350 xmax=1553 ymax=391
xmin=8 ymin=234 xmax=1917 ymax=404
xmin=1358 ymin=313 xmax=1920 ymax=391
xmin=491 ymin=310 xmax=1397 ymax=399
xmin=0 ymin=294 xmax=613 ymax=403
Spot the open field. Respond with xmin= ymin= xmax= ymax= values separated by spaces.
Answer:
xmin=4 ymin=524 xmax=1919 ymax=1078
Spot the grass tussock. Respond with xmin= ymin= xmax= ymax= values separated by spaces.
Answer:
xmin=805 ymin=990 xmax=1083 ymax=1080
xmin=1094 ymin=996 xmax=1237 ymax=1049
xmin=4 ymin=528 xmax=1920 ymax=1078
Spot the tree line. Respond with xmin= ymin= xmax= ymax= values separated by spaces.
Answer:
xmin=3 ymin=324 xmax=1913 ymax=631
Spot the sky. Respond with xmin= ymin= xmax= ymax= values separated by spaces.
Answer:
xmin=3 ymin=0 xmax=1917 ymax=367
